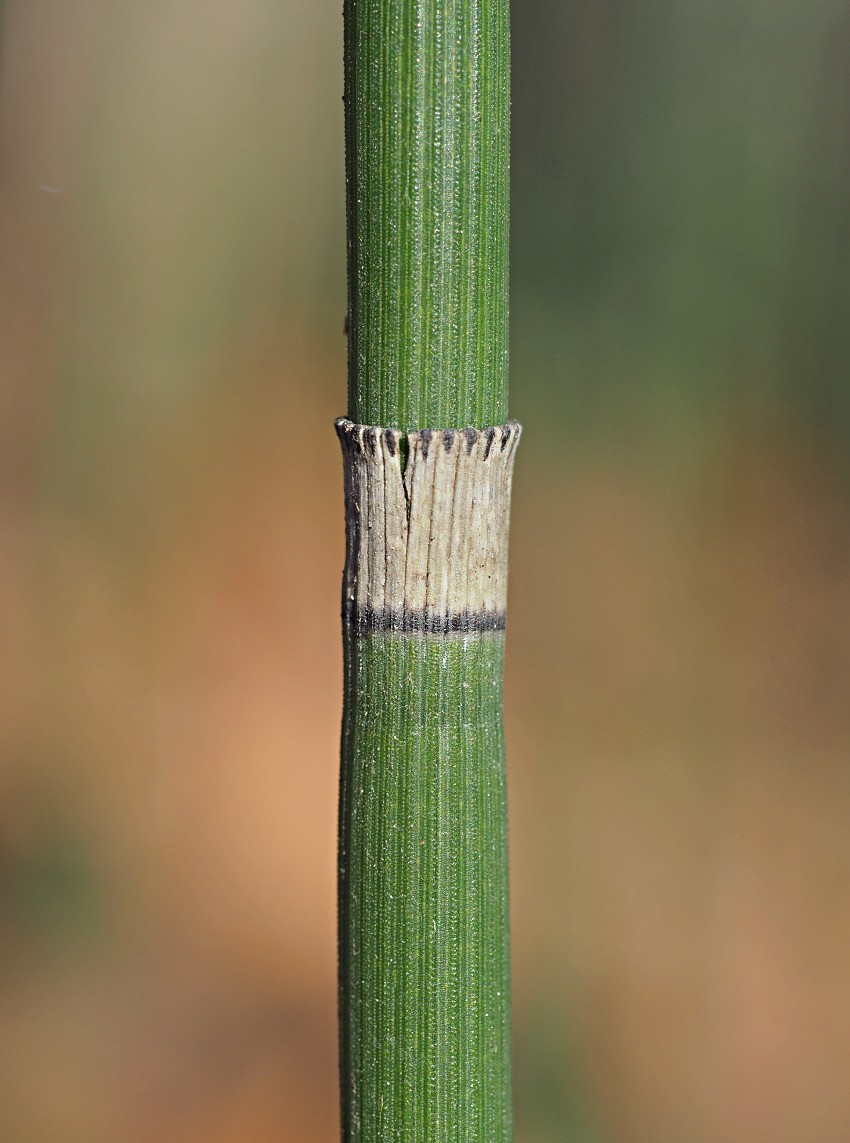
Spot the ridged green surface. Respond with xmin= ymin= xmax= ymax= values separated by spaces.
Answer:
xmin=340 ymin=1 xmax=513 ymax=1139
xmin=339 ymin=632 xmax=512 ymax=1142
xmin=344 ymin=0 xmax=510 ymax=431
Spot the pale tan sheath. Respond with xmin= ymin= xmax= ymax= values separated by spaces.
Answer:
xmin=335 ymin=419 xmax=521 ymax=635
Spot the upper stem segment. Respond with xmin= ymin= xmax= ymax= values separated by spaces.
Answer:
xmin=344 ymin=0 xmax=510 ymax=432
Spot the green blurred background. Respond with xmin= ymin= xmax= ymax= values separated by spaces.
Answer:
xmin=2 ymin=2 xmax=849 ymax=1140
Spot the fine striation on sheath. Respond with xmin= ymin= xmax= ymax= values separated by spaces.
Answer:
xmin=336 ymin=418 xmax=521 ymax=636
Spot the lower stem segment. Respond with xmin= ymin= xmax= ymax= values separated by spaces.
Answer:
xmin=339 ymin=629 xmax=512 ymax=1142
xmin=336 ymin=419 xmax=519 ymax=1141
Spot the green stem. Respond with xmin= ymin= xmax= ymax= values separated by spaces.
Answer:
xmin=340 ymin=3 xmax=513 ymax=1141
xmin=344 ymin=0 xmax=510 ymax=431
xmin=340 ymin=632 xmax=512 ymax=1141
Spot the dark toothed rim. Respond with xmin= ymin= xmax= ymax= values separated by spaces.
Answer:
xmin=335 ymin=418 xmax=521 ymax=461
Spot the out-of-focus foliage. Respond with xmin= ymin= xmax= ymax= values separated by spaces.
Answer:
xmin=1 ymin=2 xmax=848 ymax=1141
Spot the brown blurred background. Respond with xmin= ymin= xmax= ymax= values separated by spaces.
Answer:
xmin=2 ymin=2 xmax=849 ymax=1140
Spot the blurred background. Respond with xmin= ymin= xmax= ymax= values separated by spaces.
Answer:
xmin=1 ymin=1 xmax=849 ymax=1140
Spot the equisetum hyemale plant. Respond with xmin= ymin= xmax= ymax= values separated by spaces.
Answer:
xmin=336 ymin=2 xmax=518 ymax=1140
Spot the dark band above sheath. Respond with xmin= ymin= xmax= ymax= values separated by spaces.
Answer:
xmin=336 ymin=419 xmax=521 ymax=635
